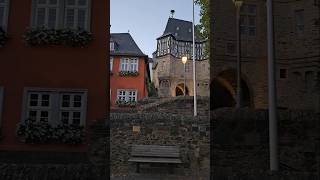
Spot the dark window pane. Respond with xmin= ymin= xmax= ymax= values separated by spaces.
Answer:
xmin=61 ymin=112 xmax=69 ymax=124
xmin=240 ymin=26 xmax=247 ymax=35
xmin=78 ymin=0 xmax=87 ymax=6
xmin=62 ymin=95 xmax=70 ymax=107
xmin=40 ymin=111 xmax=48 ymax=122
xmin=41 ymin=94 xmax=50 ymax=106
xmin=72 ymin=118 xmax=80 ymax=125
xmin=248 ymin=5 xmax=256 ymax=14
xmin=248 ymin=27 xmax=256 ymax=36
xmin=67 ymin=0 xmax=75 ymax=5
xmin=73 ymin=95 xmax=82 ymax=107
xmin=29 ymin=111 xmax=37 ymax=121
xmin=30 ymin=94 xmax=39 ymax=100
xmin=73 ymin=112 xmax=81 ymax=118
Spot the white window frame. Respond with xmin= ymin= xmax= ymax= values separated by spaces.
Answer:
xmin=0 ymin=0 xmax=10 ymax=31
xmin=31 ymin=0 xmax=91 ymax=31
xmin=21 ymin=88 xmax=87 ymax=126
xmin=0 ymin=87 xmax=4 ymax=127
xmin=117 ymin=89 xmax=138 ymax=102
xmin=59 ymin=92 xmax=86 ymax=125
xmin=120 ymin=57 xmax=139 ymax=72
xmin=110 ymin=42 xmax=114 ymax=51
xmin=26 ymin=92 xmax=52 ymax=123
xmin=110 ymin=57 xmax=113 ymax=71
xmin=64 ymin=0 xmax=90 ymax=30
xmin=33 ymin=0 xmax=60 ymax=29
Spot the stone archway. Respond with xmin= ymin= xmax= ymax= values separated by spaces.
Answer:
xmin=211 ymin=69 xmax=252 ymax=110
xmin=175 ymin=83 xmax=189 ymax=96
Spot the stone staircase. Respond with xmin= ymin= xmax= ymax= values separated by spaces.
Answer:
xmin=139 ymin=96 xmax=210 ymax=117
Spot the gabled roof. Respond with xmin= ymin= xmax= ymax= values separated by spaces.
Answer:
xmin=110 ymin=33 xmax=146 ymax=56
xmin=158 ymin=18 xmax=203 ymax=42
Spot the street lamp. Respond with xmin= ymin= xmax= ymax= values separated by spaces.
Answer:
xmin=182 ymin=56 xmax=188 ymax=96
xmin=192 ymin=0 xmax=197 ymax=116
xmin=232 ymin=0 xmax=243 ymax=109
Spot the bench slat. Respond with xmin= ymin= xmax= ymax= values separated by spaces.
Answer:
xmin=128 ymin=157 xmax=182 ymax=164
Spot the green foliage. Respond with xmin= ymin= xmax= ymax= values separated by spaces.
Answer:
xmin=24 ymin=27 xmax=93 ymax=47
xmin=147 ymin=82 xmax=158 ymax=97
xmin=195 ymin=0 xmax=209 ymax=40
xmin=195 ymin=0 xmax=210 ymax=58
xmin=115 ymin=99 xmax=137 ymax=107
xmin=16 ymin=119 xmax=85 ymax=144
xmin=0 ymin=28 xmax=8 ymax=47
xmin=118 ymin=70 xmax=139 ymax=77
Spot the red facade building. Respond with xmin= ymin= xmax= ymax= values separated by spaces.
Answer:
xmin=0 ymin=0 xmax=109 ymax=153
xmin=110 ymin=33 xmax=149 ymax=109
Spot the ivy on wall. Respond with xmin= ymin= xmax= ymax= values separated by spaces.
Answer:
xmin=24 ymin=27 xmax=93 ymax=48
xmin=0 ymin=28 xmax=8 ymax=48
xmin=16 ymin=119 xmax=85 ymax=144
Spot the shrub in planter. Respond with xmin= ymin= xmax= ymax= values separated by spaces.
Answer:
xmin=118 ymin=71 xmax=139 ymax=77
xmin=0 ymin=28 xmax=8 ymax=47
xmin=24 ymin=27 xmax=93 ymax=47
xmin=17 ymin=119 xmax=85 ymax=144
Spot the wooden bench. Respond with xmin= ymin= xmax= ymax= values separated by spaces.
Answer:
xmin=128 ymin=145 xmax=182 ymax=173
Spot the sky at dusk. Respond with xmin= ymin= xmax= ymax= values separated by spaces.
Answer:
xmin=110 ymin=0 xmax=201 ymax=57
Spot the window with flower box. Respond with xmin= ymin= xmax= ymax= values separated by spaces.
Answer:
xmin=0 ymin=0 xmax=10 ymax=31
xmin=120 ymin=57 xmax=139 ymax=72
xmin=22 ymin=88 xmax=87 ymax=126
xmin=31 ymin=0 xmax=90 ymax=30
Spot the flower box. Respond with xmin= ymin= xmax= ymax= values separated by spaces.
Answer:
xmin=118 ymin=71 xmax=139 ymax=77
xmin=24 ymin=27 xmax=93 ymax=48
xmin=0 ymin=28 xmax=8 ymax=48
xmin=16 ymin=119 xmax=85 ymax=144
xmin=115 ymin=100 xmax=137 ymax=107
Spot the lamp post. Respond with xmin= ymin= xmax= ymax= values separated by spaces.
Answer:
xmin=192 ymin=0 xmax=197 ymax=116
xmin=266 ymin=0 xmax=279 ymax=172
xmin=233 ymin=0 xmax=243 ymax=109
xmin=182 ymin=56 xmax=188 ymax=96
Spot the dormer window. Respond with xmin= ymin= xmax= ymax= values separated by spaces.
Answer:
xmin=110 ymin=41 xmax=115 ymax=51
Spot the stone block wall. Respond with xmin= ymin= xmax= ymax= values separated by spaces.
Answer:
xmin=109 ymin=112 xmax=210 ymax=176
xmin=212 ymin=108 xmax=320 ymax=179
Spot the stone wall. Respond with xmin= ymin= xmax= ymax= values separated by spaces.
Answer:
xmin=109 ymin=112 xmax=210 ymax=176
xmin=212 ymin=108 xmax=320 ymax=179
xmin=211 ymin=0 xmax=320 ymax=111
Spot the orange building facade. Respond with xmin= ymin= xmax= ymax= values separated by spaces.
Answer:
xmin=110 ymin=33 xmax=149 ymax=109
xmin=0 ymin=0 xmax=109 ymax=153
